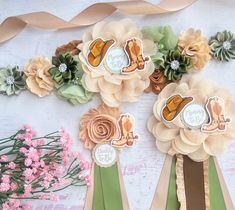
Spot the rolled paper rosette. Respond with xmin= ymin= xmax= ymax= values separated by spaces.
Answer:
xmin=148 ymin=76 xmax=235 ymax=210
xmin=79 ymin=19 xmax=155 ymax=107
xmin=80 ymin=104 xmax=138 ymax=210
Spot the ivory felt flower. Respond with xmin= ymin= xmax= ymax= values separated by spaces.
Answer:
xmin=0 ymin=66 xmax=26 ymax=95
xmin=80 ymin=104 xmax=120 ymax=150
xmin=178 ymin=28 xmax=211 ymax=70
xmin=24 ymin=57 xmax=54 ymax=97
xmin=79 ymin=19 xmax=155 ymax=107
xmin=209 ymin=30 xmax=235 ymax=61
xmin=147 ymin=76 xmax=235 ymax=162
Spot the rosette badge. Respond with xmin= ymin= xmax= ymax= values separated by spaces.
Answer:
xmin=79 ymin=19 xmax=155 ymax=107
xmin=80 ymin=104 xmax=138 ymax=210
xmin=148 ymin=76 xmax=235 ymax=210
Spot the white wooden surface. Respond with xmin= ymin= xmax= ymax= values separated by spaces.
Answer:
xmin=0 ymin=0 xmax=235 ymax=209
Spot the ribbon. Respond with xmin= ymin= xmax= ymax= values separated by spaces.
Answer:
xmin=84 ymin=159 xmax=130 ymax=210
xmin=153 ymin=155 xmax=234 ymax=210
xmin=0 ymin=0 xmax=197 ymax=44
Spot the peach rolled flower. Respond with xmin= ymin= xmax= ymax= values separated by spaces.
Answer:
xmin=24 ymin=56 xmax=54 ymax=97
xmin=80 ymin=104 xmax=120 ymax=150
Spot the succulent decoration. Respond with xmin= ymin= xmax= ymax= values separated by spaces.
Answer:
xmin=0 ymin=66 xmax=26 ymax=96
xmin=209 ymin=30 xmax=235 ymax=61
xmin=49 ymin=53 xmax=81 ymax=88
xmin=163 ymin=50 xmax=192 ymax=81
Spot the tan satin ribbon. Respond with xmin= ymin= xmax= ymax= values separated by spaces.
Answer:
xmin=0 ymin=0 xmax=197 ymax=44
xmin=150 ymin=155 xmax=173 ymax=210
xmin=214 ymin=158 xmax=235 ymax=210
xmin=84 ymin=159 xmax=130 ymax=210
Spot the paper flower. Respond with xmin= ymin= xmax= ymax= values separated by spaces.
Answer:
xmin=142 ymin=25 xmax=178 ymax=68
xmin=80 ymin=104 xmax=120 ymax=150
xmin=79 ymin=19 xmax=155 ymax=107
xmin=148 ymin=76 xmax=235 ymax=162
xmin=49 ymin=53 xmax=81 ymax=88
xmin=209 ymin=30 xmax=235 ymax=61
xmin=24 ymin=56 xmax=54 ymax=97
xmin=178 ymin=28 xmax=211 ymax=70
xmin=0 ymin=66 xmax=26 ymax=96
xmin=145 ymin=69 xmax=171 ymax=94
xmin=55 ymin=40 xmax=82 ymax=56
xmin=57 ymin=83 xmax=93 ymax=105
xmin=163 ymin=50 xmax=192 ymax=81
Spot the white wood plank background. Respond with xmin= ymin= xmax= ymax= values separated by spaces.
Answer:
xmin=0 ymin=0 xmax=235 ymax=209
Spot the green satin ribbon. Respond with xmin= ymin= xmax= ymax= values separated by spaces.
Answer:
xmin=93 ymin=163 xmax=123 ymax=210
xmin=209 ymin=157 xmax=226 ymax=210
xmin=165 ymin=156 xmax=227 ymax=210
xmin=166 ymin=156 xmax=180 ymax=210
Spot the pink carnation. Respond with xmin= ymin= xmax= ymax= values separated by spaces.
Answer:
xmin=20 ymin=147 xmax=28 ymax=154
xmin=10 ymin=182 xmax=18 ymax=191
xmin=0 ymin=182 xmax=10 ymax=192
xmin=7 ymin=162 xmax=16 ymax=169
xmin=23 ymin=168 xmax=33 ymax=180
xmin=1 ymin=175 xmax=10 ymax=183
xmin=24 ymin=158 xmax=32 ymax=167
xmin=0 ymin=155 xmax=8 ymax=162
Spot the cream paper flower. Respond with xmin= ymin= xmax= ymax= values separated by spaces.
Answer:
xmin=24 ymin=57 xmax=54 ymax=97
xmin=148 ymin=76 xmax=235 ymax=162
xmin=79 ymin=19 xmax=155 ymax=107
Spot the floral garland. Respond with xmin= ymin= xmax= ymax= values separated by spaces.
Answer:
xmin=0 ymin=19 xmax=234 ymax=107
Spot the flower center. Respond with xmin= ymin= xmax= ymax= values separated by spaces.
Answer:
xmin=222 ymin=41 xmax=231 ymax=50
xmin=58 ymin=63 xmax=67 ymax=73
xmin=6 ymin=76 xmax=15 ymax=85
xmin=170 ymin=60 xmax=180 ymax=70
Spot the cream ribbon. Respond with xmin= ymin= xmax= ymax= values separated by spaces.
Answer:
xmin=0 ymin=0 xmax=197 ymax=44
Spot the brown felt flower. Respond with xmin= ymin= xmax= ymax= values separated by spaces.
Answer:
xmin=24 ymin=56 xmax=54 ymax=97
xmin=178 ymin=28 xmax=211 ymax=70
xmin=55 ymin=40 xmax=82 ymax=56
xmin=145 ymin=69 xmax=171 ymax=94
xmin=80 ymin=104 xmax=120 ymax=150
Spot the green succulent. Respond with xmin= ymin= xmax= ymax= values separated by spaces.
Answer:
xmin=142 ymin=25 xmax=178 ymax=68
xmin=209 ymin=30 xmax=235 ymax=62
xmin=163 ymin=50 xmax=192 ymax=82
xmin=0 ymin=66 xmax=26 ymax=96
xmin=49 ymin=53 xmax=81 ymax=88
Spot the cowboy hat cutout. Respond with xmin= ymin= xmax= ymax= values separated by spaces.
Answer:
xmin=88 ymin=38 xmax=115 ymax=67
xmin=162 ymin=94 xmax=193 ymax=121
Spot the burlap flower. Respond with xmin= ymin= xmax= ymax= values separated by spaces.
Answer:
xmin=80 ymin=104 xmax=120 ymax=150
xmin=24 ymin=57 xmax=54 ymax=97
xmin=178 ymin=28 xmax=211 ymax=70
xmin=148 ymin=76 xmax=235 ymax=162
xmin=79 ymin=19 xmax=155 ymax=107
xmin=145 ymin=69 xmax=171 ymax=94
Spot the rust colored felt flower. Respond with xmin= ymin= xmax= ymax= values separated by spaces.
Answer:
xmin=80 ymin=104 xmax=120 ymax=150
xmin=145 ymin=69 xmax=171 ymax=94
xmin=55 ymin=40 xmax=82 ymax=56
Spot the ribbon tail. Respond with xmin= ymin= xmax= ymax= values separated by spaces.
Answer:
xmin=90 ymin=160 xmax=126 ymax=210
xmin=209 ymin=157 xmax=234 ymax=210
xmin=150 ymin=154 xmax=174 ymax=210
xmin=84 ymin=162 xmax=95 ymax=210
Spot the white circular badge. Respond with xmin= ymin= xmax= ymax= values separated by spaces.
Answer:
xmin=104 ymin=47 xmax=129 ymax=74
xmin=182 ymin=104 xmax=208 ymax=129
xmin=92 ymin=143 xmax=117 ymax=167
